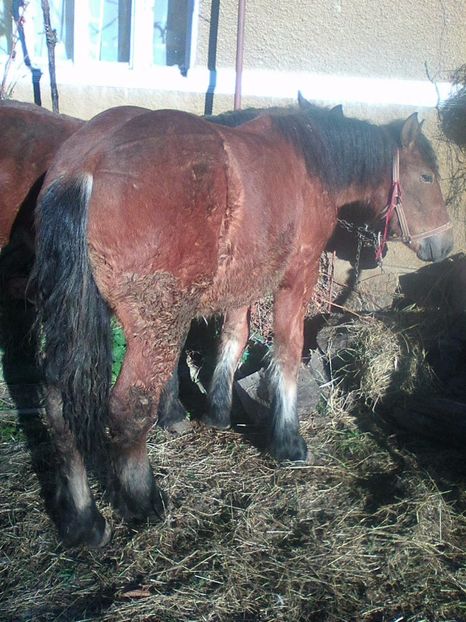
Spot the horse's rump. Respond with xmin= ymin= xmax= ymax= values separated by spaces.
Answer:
xmin=82 ymin=109 xmax=321 ymax=315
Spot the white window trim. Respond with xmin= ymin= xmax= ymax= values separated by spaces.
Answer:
xmin=5 ymin=60 xmax=453 ymax=109
xmin=131 ymin=0 xmax=155 ymax=70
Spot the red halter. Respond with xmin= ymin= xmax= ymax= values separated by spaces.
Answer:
xmin=375 ymin=151 xmax=453 ymax=265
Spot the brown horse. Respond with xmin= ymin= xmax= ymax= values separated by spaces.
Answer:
xmin=33 ymin=104 xmax=452 ymax=546
xmin=0 ymin=97 xmax=315 ymax=297
xmin=0 ymin=94 xmax=329 ymax=297
xmin=0 ymin=101 xmax=84 ymax=293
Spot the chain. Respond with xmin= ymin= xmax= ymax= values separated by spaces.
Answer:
xmin=336 ymin=218 xmax=380 ymax=284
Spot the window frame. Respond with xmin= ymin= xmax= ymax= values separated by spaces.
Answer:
xmin=0 ymin=0 xmax=200 ymax=90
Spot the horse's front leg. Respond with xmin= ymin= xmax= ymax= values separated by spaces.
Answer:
xmin=203 ymin=305 xmax=250 ymax=429
xmin=267 ymin=264 xmax=319 ymax=462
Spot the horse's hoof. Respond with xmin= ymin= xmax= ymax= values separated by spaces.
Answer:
xmin=268 ymin=432 xmax=308 ymax=463
xmin=158 ymin=399 xmax=188 ymax=429
xmin=61 ymin=510 xmax=112 ymax=548
xmin=201 ymin=402 xmax=231 ymax=430
xmin=114 ymin=483 xmax=167 ymax=524
xmin=164 ymin=418 xmax=193 ymax=434
xmin=55 ymin=482 xmax=111 ymax=548
xmin=201 ymin=407 xmax=231 ymax=430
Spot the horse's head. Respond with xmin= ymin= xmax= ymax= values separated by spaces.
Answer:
xmin=387 ymin=114 xmax=453 ymax=262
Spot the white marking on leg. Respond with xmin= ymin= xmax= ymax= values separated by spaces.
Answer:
xmin=120 ymin=452 xmax=152 ymax=497
xmin=268 ymin=359 xmax=298 ymax=429
xmin=81 ymin=172 xmax=94 ymax=202
xmin=68 ymin=463 xmax=93 ymax=512
xmin=212 ymin=336 xmax=242 ymax=388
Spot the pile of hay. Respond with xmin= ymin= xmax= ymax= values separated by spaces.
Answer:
xmin=1 ymin=307 xmax=465 ymax=622
xmin=323 ymin=313 xmax=437 ymax=408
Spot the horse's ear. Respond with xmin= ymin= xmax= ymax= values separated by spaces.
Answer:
xmin=401 ymin=112 xmax=421 ymax=147
xmin=330 ymin=104 xmax=344 ymax=117
xmin=297 ymin=91 xmax=312 ymax=109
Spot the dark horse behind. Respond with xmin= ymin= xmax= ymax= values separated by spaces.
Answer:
xmin=32 ymin=104 xmax=453 ymax=546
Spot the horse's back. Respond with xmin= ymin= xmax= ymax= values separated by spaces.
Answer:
xmin=43 ymin=105 xmax=151 ymax=182
xmin=0 ymin=100 xmax=83 ymax=146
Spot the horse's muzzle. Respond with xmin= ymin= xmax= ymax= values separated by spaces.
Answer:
xmin=416 ymin=228 xmax=454 ymax=262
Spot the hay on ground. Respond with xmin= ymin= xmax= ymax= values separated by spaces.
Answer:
xmin=1 ymin=302 xmax=465 ymax=622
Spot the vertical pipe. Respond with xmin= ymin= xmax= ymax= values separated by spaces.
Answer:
xmin=204 ymin=0 xmax=220 ymax=116
xmin=12 ymin=0 xmax=42 ymax=105
xmin=234 ymin=0 xmax=246 ymax=110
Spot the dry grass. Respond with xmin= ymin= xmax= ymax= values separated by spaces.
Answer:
xmin=1 ymin=307 xmax=465 ymax=622
xmin=326 ymin=313 xmax=438 ymax=409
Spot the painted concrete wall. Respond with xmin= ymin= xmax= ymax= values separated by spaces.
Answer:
xmin=215 ymin=0 xmax=464 ymax=79
xmin=9 ymin=0 xmax=465 ymax=115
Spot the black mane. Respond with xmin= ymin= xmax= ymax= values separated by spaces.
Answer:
xmin=208 ymin=103 xmax=439 ymax=191
xmin=206 ymin=105 xmax=296 ymax=127
xmin=272 ymin=108 xmax=395 ymax=192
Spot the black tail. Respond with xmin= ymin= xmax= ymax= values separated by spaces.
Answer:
xmin=32 ymin=175 xmax=112 ymax=450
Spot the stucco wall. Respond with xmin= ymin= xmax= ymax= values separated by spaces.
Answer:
xmin=214 ymin=0 xmax=464 ymax=79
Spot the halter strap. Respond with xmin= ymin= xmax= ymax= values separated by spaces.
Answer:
xmin=375 ymin=150 xmax=453 ymax=264
xmin=374 ymin=152 xmax=401 ymax=263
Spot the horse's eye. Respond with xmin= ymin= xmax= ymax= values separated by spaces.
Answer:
xmin=421 ymin=173 xmax=434 ymax=183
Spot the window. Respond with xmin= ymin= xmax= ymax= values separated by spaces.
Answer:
xmin=0 ymin=0 xmax=197 ymax=75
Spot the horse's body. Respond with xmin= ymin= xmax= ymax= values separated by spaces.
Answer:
xmin=0 ymin=95 xmax=334 ymax=297
xmin=0 ymin=101 xmax=83 ymax=294
xmin=0 ymin=98 xmax=308 ymax=297
xmin=0 ymin=101 xmax=83 ymax=246
xmin=33 ymin=104 xmax=452 ymax=546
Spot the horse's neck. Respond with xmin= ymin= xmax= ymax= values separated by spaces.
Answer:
xmin=335 ymin=172 xmax=391 ymax=223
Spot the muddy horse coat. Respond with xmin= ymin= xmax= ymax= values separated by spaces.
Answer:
xmin=33 ymin=105 xmax=452 ymax=546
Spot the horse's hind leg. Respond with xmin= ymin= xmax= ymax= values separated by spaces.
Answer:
xmin=203 ymin=306 xmax=250 ymax=429
xmin=45 ymin=387 xmax=111 ymax=547
xmin=108 ymin=300 xmax=190 ymax=522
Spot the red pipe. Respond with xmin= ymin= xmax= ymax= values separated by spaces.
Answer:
xmin=234 ymin=0 xmax=246 ymax=110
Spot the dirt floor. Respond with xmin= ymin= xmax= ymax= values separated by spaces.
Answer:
xmin=0 ymin=296 xmax=465 ymax=622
